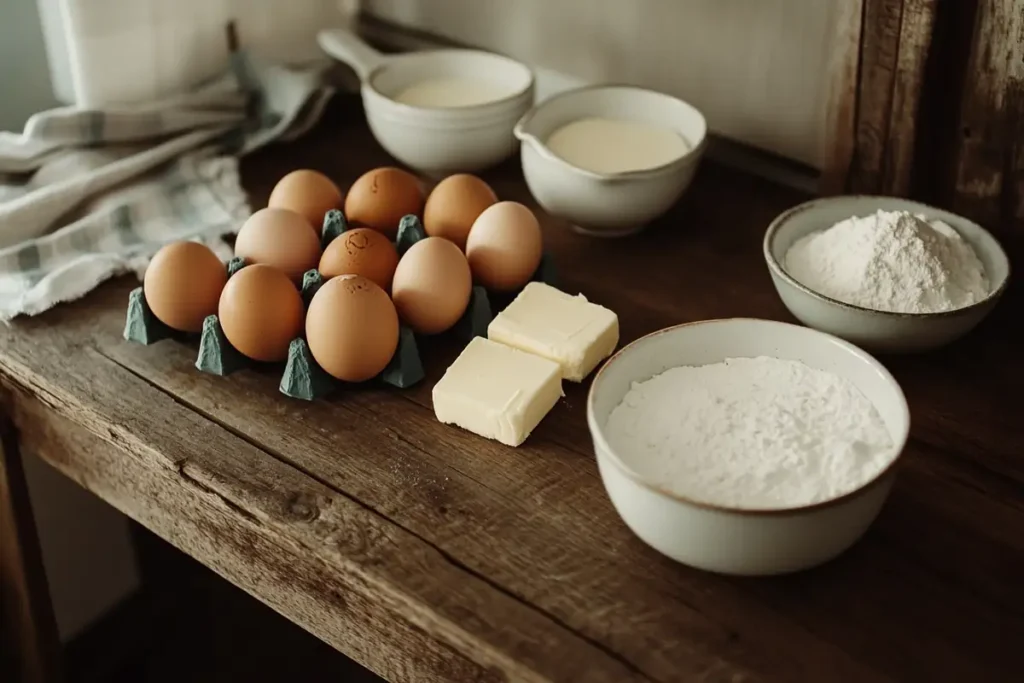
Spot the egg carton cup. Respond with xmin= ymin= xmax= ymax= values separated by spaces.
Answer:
xmin=123 ymin=208 xmax=558 ymax=402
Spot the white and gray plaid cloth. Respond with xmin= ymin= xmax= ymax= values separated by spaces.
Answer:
xmin=0 ymin=52 xmax=334 ymax=321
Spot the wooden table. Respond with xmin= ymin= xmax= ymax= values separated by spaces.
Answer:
xmin=2 ymin=101 xmax=1022 ymax=683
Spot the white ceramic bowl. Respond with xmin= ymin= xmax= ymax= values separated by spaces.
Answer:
xmin=587 ymin=318 xmax=909 ymax=576
xmin=514 ymin=85 xmax=707 ymax=238
xmin=764 ymin=195 xmax=1011 ymax=353
xmin=318 ymin=29 xmax=534 ymax=176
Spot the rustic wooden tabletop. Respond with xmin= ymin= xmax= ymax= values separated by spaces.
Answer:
xmin=2 ymin=99 xmax=1022 ymax=683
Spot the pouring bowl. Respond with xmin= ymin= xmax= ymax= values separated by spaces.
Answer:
xmin=514 ymin=85 xmax=707 ymax=237
xmin=318 ymin=29 xmax=534 ymax=176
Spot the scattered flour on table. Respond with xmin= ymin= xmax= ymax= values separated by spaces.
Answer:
xmin=605 ymin=357 xmax=896 ymax=509
xmin=784 ymin=209 xmax=989 ymax=313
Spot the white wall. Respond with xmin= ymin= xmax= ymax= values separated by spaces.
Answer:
xmin=34 ymin=0 xmax=351 ymax=106
xmin=362 ymin=0 xmax=842 ymax=169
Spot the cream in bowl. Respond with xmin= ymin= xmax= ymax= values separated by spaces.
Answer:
xmin=587 ymin=318 xmax=909 ymax=575
xmin=515 ymin=85 xmax=707 ymax=238
xmin=764 ymin=196 xmax=1011 ymax=353
xmin=545 ymin=117 xmax=691 ymax=174
xmin=394 ymin=78 xmax=513 ymax=108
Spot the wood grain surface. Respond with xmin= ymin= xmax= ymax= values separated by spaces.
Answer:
xmin=0 ymin=414 xmax=62 ymax=683
xmin=952 ymin=0 xmax=1024 ymax=232
xmin=1 ymin=100 xmax=1022 ymax=683
xmin=846 ymin=0 xmax=937 ymax=196
xmin=820 ymin=0 xmax=863 ymax=195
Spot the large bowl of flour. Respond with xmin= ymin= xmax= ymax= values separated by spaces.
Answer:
xmin=764 ymin=196 xmax=1010 ymax=353
xmin=586 ymin=318 xmax=909 ymax=575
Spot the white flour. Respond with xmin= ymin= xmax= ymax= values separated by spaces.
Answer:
xmin=605 ymin=357 xmax=896 ymax=509
xmin=784 ymin=209 xmax=989 ymax=313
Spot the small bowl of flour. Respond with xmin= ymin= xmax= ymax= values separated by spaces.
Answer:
xmin=587 ymin=318 xmax=909 ymax=575
xmin=764 ymin=196 xmax=1010 ymax=352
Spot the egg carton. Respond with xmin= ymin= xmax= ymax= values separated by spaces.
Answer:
xmin=124 ymin=210 xmax=557 ymax=401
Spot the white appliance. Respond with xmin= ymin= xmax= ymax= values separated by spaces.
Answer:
xmin=36 ymin=0 xmax=354 ymax=106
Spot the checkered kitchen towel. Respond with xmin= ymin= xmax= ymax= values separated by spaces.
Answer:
xmin=0 ymin=51 xmax=334 ymax=321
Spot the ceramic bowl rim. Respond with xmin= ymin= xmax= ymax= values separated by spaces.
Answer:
xmin=763 ymin=195 xmax=1012 ymax=319
xmin=585 ymin=317 xmax=911 ymax=516
xmin=363 ymin=48 xmax=536 ymax=115
xmin=514 ymin=83 xmax=709 ymax=181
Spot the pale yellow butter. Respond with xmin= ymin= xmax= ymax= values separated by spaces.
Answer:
xmin=487 ymin=282 xmax=619 ymax=382
xmin=432 ymin=337 xmax=563 ymax=447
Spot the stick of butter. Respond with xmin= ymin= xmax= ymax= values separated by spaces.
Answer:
xmin=487 ymin=282 xmax=619 ymax=382
xmin=432 ymin=337 xmax=562 ymax=447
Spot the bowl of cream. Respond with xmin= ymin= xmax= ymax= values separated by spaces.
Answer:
xmin=764 ymin=196 xmax=1011 ymax=353
xmin=318 ymin=29 xmax=534 ymax=176
xmin=586 ymin=318 xmax=910 ymax=575
xmin=514 ymin=85 xmax=707 ymax=237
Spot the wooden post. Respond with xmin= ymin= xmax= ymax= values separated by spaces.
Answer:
xmin=820 ymin=0 xmax=864 ymax=194
xmin=832 ymin=0 xmax=938 ymax=196
xmin=0 ymin=413 xmax=63 ymax=683
xmin=951 ymin=0 xmax=1024 ymax=235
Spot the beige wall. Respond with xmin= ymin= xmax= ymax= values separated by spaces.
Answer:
xmin=362 ymin=0 xmax=842 ymax=169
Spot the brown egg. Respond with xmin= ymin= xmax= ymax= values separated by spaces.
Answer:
xmin=344 ymin=167 xmax=424 ymax=238
xmin=306 ymin=275 xmax=399 ymax=382
xmin=144 ymin=241 xmax=227 ymax=332
xmin=319 ymin=228 xmax=399 ymax=291
xmin=391 ymin=237 xmax=472 ymax=335
xmin=465 ymin=201 xmax=543 ymax=292
xmin=423 ymin=174 xmax=498 ymax=249
xmin=268 ymin=169 xmax=343 ymax=233
xmin=218 ymin=264 xmax=304 ymax=362
xmin=234 ymin=208 xmax=321 ymax=283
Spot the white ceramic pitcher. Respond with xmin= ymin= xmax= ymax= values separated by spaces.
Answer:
xmin=317 ymin=29 xmax=534 ymax=176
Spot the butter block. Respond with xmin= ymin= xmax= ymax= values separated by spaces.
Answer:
xmin=487 ymin=282 xmax=618 ymax=382
xmin=432 ymin=337 xmax=562 ymax=447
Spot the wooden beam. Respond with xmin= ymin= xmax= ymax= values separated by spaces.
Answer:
xmin=848 ymin=0 xmax=937 ymax=195
xmin=952 ymin=0 xmax=1024 ymax=234
xmin=884 ymin=0 xmax=938 ymax=196
xmin=820 ymin=0 xmax=864 ymax=194
xmin=0 ymin=412 xmax=62 ymax=683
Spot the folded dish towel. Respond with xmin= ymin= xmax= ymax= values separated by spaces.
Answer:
xmin=0 ymin=50 xmax=334 ymax=321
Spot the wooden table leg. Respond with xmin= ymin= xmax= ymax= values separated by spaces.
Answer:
xmin=1 ymin=412 xmax=63 ymax=683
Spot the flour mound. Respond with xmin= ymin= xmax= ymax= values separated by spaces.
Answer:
xmin=784 ymin=210 xmax=989 ymax=314
xmin=605 ymin=357 xmax=896 ymax=509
